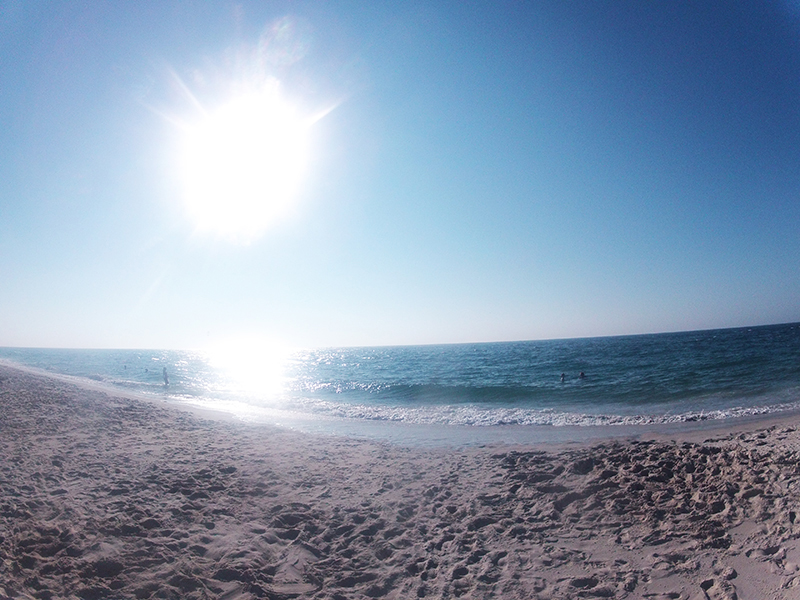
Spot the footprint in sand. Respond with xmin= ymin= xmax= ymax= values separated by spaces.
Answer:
xmin=270 ymin=544 xmax=321 ymax=596
xmin=701 ymin=577 xmax=738 ymax=599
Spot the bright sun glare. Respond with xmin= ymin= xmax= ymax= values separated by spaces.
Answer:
xmin=205 ymin=336 xmax=293 ymax=397
xmin=179 ymin=83 xmax=309 ymax=242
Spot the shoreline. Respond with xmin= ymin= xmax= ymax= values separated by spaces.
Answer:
xmin=3 ymin=356 xmax=799 ymax=449
xmin=2 ymin=363 xmax=800 ymax=598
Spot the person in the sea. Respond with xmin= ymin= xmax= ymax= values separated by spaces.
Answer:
xmin=163 ymin=366 xmax=169 ymax=386
xmin=579 ymin=371 xmax=585 ymax=379
xmin=560 ymin=373 xmax=566 ymax=382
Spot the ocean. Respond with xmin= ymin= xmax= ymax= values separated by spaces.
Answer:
xmin=2 ymin=322 xmax=799 ymax=445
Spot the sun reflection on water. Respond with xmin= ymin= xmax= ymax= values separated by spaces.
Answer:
xmin=204 ymin=336 xmax=293 ymax=400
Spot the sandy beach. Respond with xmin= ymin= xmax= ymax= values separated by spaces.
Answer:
xmin=2 ymin=364 xmax=800 ymax=599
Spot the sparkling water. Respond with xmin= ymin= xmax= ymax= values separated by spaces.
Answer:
xmin=2 ymin=323 xmax=799 ymax=443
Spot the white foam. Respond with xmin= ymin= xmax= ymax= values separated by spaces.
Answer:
xmin=202 ymin=394 xmax=800 ymax=429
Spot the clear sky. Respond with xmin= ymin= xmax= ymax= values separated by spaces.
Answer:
xmin=1 ymin=1 xmax=799 ymax=350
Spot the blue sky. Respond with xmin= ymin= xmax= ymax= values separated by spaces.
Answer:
xmin=1 ymin=0 xmax=799 ymax=349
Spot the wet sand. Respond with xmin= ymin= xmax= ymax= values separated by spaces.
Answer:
xmin=2 ymin=363 xmax=800 ymax=599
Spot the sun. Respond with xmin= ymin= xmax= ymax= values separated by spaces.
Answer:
xmin=179 ymin=83 xmax=309 ymax=242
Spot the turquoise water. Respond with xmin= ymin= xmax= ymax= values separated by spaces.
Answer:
xmin=2 ymin=323 xmax=799 ymax=442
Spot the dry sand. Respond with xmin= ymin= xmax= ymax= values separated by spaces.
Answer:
xmin=2 ymin=364 xmax=800 ymax=599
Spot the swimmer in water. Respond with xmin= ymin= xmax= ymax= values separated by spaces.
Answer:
xmin=579 ymin=371 xmax=585 ymax=379
xmin=560 ymin=373 xmax=566 ymax=382
xmin=163 ymin=366 xmax=169 ymax=386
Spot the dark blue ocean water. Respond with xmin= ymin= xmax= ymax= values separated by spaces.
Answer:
xmin=2 ymin=323 xmax=800 ymax=441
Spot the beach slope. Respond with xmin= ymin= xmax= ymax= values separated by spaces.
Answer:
xmin=2 ymin=364 xmax=800 ymax=599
